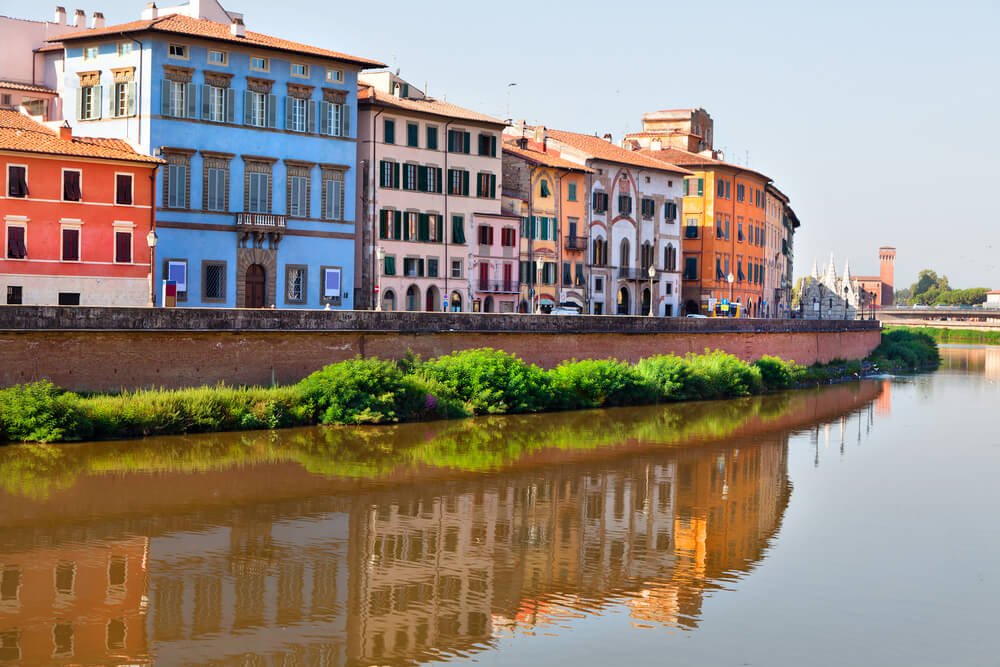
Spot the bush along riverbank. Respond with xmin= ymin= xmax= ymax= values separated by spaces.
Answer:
xmin=0 ymin=332 xmax=938 ymax=444
xmin=886 ymin=325 xmax=1000 ymax=347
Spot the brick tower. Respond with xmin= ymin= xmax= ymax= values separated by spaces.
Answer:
xmin=879 ymin=247 xmax=896 ymax=306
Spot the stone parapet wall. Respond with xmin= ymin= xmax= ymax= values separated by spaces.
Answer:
xmin=0 ymin=306 xmax=882 ymax=391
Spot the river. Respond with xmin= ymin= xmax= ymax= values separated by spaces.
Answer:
xmin=0 ymin=346 xmax=997 ymax=666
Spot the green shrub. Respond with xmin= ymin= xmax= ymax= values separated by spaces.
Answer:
xmin=299 ymin=357 xmax=452 ymax=425
xmin=634 ymin=355 xmax=695 ymax=401
xmin=685 ymin=350 xmax=763 ymax=399
xmin=0 ymin=381 xmax=90 ymax=443
xmin=871 ymin=329 xmax=939 ymax=370
xmin=548 ymin=359 xmax=658 ymax=410
xmin=754 ymin=355 xmax=805 ymax=391
xmin=417 ymin=348 xmax=550 ymax=415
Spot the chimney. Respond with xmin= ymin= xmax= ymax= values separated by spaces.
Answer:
xmin=54 ymin=6 xmax=66 ymax=24
xmin=59 ymin=121 xmax=72 ymax=141
xmin=91 ymin=11 xmax=105 ymax=29
xmin=602 ymin=133 xmax=612 ymax=143
xmin=392 ymin=81 xmax=400 ymax=98
xmin=141 ymin=2 xmax=158 ymax=20
xmin=230 ymin=17 xmax=245 ymax=37
xmin=650 ymin=138 xmax=662 ymax=152
xmin=73 ymin=9 xmax=86 ymax=27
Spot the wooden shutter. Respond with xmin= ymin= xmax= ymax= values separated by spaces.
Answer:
xmin=307 ymin=101 xmax=316 ymax=133
xmin=435 ymin=215 xmax=444 ymax=243
xmin=62 ymin=228 xmax=79 ymax=261
xmin=225 ymin=88 xmax=235 ymax=123
xmin=341 ymin=105 xmax=351 ymax=136
xmin=319 ymin=101 xmax=330 ymax=135
xmin=697 ymin=178 xmax=704 ymax=196
xmin=393 ymin=210 xmax=402 ymax=239
xmin=285 ymin=96 xmax=293 ymax=130
xmin=489 ymin=174 xmax=496 ymax=198
xmin=115 ymin=231 xmax=132 ymax=263
xmin=436 ymin=168 xmax=443 ymax=193
xmin=418 ymin=213 xmax=429 ymax=241
xmin=184 ymin=82 xmax=196 ymax=118
xmin=243 ymin=90 xmax=253 ymax=125
xmin=417 ymin=166 xmax=428 ymax=192
xmin=267 ymin=94 xmax=277 ymax=128
xmin=462 ymin=131 xmax=471 ymax=153
xmin=201 ymin=84 xmax=211 ymax=119
xmin=392 ymin=162 xmax=400 ymax=188
xmin=461 ymin=171 xmax=469 ymax=196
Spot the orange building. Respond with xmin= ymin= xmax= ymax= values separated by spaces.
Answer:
xmin=0 ymin=110 xmax=161 ymax=306
xmin=501 ymin=131 xmax=592 ymax=312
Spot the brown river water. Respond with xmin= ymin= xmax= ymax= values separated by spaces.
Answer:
xmin=0 ymin=346 xmax=997 ymax=666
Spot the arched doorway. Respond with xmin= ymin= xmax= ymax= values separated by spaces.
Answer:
xmin=405 ymin=285 xmax=420 ymax=311
xmin=617 ymin=286 xmax=630 ymax=315
xmin=450 ymin=291 xmax=463 ymax=312
xmin=484 ymin=296 xmax=494 ymax=313
xmin=685 ymin=300 xmax=700 ymax=315
xmin=425 ymin=285 xmax=440 ymax=312
xmin=245 ymin=264 xmax=265 ymax=308
xmin=641 ymin=288 xmax=651 ymax=316
xmin=383 ymin=290 xmax=396 ymax=312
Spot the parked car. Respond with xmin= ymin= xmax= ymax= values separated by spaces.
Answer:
xmin=550 ymin=306 xmax=581 ymax=315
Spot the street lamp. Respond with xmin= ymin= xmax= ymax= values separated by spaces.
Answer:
xmin=647 ymin=264 xmax=656 ymax=317
xmin=535 ymin=257 xmax=544 ymax=313
xmin=843 ymin=285 xmax=849 ymax=320
xmin=146 ymin=229 xmax=157 ymax=307
xmin=375 ymin=246 xmax=385 ymax=311
xmin=727 ymin=273 xmax=735 ymax=317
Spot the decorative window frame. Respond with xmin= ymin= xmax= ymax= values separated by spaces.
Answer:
xmin=4 ymin=215 xmax=29 ymax=260
xmin=201 ymin=151 xmax=233 ymax=212
xmin=200 ymin=259 xmax=228 ymax=303
xmin=60 ymin=168 xmax=83 ymax=202
xmin=114 ymin=172 xmax=134 ymax=206
xmin=112 ymin=221 xmax=135 ymax=265
xmin=59 ymin=218 xmax=83 ymax=263
xmin=284 ymin=264 xmax=308 ymax=305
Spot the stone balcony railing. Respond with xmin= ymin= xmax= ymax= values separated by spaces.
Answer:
xmin=236 ymin=213 xmax=287 ymax=229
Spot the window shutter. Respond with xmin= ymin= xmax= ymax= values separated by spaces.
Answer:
xmin=463 ymin=131 xmax=471 ymax=153
xmin=267 ymin=94 xmax=277 ymax=128
xmin=184 ymin=82 xmax=196 ymax=118
xmin=488 ymin=226 xmax=495 ymax=245
xmin=461 ymin=171 xmax=469 ymax=196
xmin=76 ymin=87 xmax=84 ymax=121
xmin=393 ymin=162 xmax=400 ymax=188
xmin=435 ymin=215 xmax=444 ymax=242
xmin=341 ymin=105 xmax=351 ymax=137
xmin=243 ymin=90 xmax=253 ymax=125
xmin=418 ymin=213 xmax=429 ymax=241
xmin=417 ymin=166 xmax=428 ymax=192
xmin=107 ymin=84 xmax=115 ymax=116
xmin=115 ymin=231 xmax=132 ymax=263
xmin=436 ymin=168 xmax=443 ymax=193
xmin=489 ymin=174 xmax=496 ymax=198
xmin=307 ymin=101 xmax=316 ymax=133
xmin=125 ymin=82 xmax=137 ymax=117
xmin=94 ymin=85 xmax=103 ymax=119
xmin=285 ymin=96 xmax=293 ymax=130
xmin=319 ymin=101 xmax=330 ymax=135
xmin=697 ymin=178 xmax=704 ymax=196
xmin=490 ymin=135 xmax=497 ymax=157
xmin=385 ymin=255 xmax=395 ymax=275
xmin=393 ymin=210 xmax=402 ymax=239
xmin=201 ymin=84 xmax=211 ymax=119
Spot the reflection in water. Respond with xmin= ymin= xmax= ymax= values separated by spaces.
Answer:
xmin=939 ymin=344 xmax=1000 ymax=378
xmin=0 ymin=382 xmax=882 ymax=666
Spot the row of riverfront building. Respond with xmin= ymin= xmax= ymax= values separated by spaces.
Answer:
xmin=0 ymin=0 xmax=803 ymax=317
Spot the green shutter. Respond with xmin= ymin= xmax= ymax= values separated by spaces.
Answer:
xmin=417 ymin=166 xmax=428 ymax=192
xmin=461 ymin=171 xmax=469 ymax=196
xmin=384 ymin=255 xmax=396 ymax=276
xmin=393 ymin=210 xmax=402 ymax=239
xmin=384 ymin=119 xmax=394 ymax=144
xmin=393 ymin=162 xmax=400 ymax=189
xmin=489 ymin=174 xmax=496 ymax=198
xmin=435 ymin=216 xmax=444 ymax=243
xmin=540 ymin=217 xmax=549 ymax=241
xmin=418 ymin=213 xmax=429 ymax=241
xmin=697 ymin=178 xmax=704 ymax=196
xmin=436 ymin=168 xmax=443 ymax=193
xmin=463 ymin=131 xmax=471 ymax=153
xmin=452 ymin=216 xmax=465 ymax=244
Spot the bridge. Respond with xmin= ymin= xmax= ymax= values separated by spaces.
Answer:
xmin=878 ymin=307 xmax=1000 ymax=329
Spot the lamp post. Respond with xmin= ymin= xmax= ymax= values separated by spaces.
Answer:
xmin=727 ymin=273 xmax=735 ymax=317
xmin=647 ymin=264 xmax=656 ymax=317
xmin=146 ymin=229 xmax=157 ymax=307
xmin=843 ymin=285 xmax=849 ymax=320
xmin=535 ymin=257 xmax=544 ymax=313
xmin=375 ymin=246 xmax=385 ymax=311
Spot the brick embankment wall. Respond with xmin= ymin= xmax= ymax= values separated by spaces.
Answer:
xmin=0 ymin=307 xmax=883 ymax=392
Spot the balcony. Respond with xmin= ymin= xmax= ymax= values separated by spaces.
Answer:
xmin=564 ymin=236 xmax=588 ymax=252
xmin=236 ymin=212 xmax=287 ymax=230
xmin=618 ymin=267 xmax=657 ymax=280
xmin=478 ymin=281 xmax=518 ymax=293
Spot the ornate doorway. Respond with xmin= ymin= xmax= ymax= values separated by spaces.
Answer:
xmin=245 ymin=264 xmax=266 ymax=308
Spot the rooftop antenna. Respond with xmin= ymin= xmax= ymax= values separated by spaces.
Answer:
xmin=745 ymin=149 xmax=750 ymax=167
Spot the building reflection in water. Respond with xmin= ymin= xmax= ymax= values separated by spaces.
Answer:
xmin=939 ymin=345 xmax=1000 ymax=379
xmin=0 ymin=381 xmax=883 ymax=666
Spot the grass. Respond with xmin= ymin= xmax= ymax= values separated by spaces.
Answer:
xmin=886 ymin=326 xmax=1000 ymax=347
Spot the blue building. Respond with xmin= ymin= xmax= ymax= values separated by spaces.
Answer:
xmin=57 ymin=0 xmax=383 ymax=308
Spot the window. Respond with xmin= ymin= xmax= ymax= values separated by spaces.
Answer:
xmin=57 ymin=292 xmax=79 ymax=305
xmin=107 ymin=619 xmax=125 ymax=651
xmin=618 ymin=194 xmax=632 ymax=215
xmin=451 ymin=259 xmax=463 ymax=278
xmin=7 ymin=166 xmax=27 ymax=197
xmin=478 ymin=133 xmax=497 ymax=157
xmin=325 ymin=67 xmax=343 ymax=83
xmin=641 ymin=198 xmax=655 ymax=219
xmin=592 ymin=238 xmax=608 ymax=266
xmin=84 ymin=46 xmax=99 ymax=60
xmin=287 ymin=172 xmax=309 ymax=218
xmin=567 ymin=182 xmax=577 ymax=201
xmin=320 ymin=100 xmax=345 ymax=136
xmin=664 ymin=244 xmax=677 ymax=272
xmin=717 ymin=180 xmax=725 ymax=197
xmin=448 ymin=168 xmax=469 ymax=196
xmin=426 ymin=126 xmax=438 ymax=150
xmin=399 ymin=163 xmax=417 ymax=191
xmin=539 ymin=179 xmax=551 ymax=197
xmin=250 ymin=56 xmax=269 ymax=72
xmin=291 ymin=63 xmax=309 ymax=78
xmin=246 ymin=172 xmax=270 ymax=213
xmin=117 ymin=42 xmax=133 ymax=57
xmin=286 ymin=96 xmax=310 ymax=132
xmin=162 ymin=79 xmax=195 ymax=118
xmin=53 ymin=624 xmax=73 ymax=656
xmin=476 ymin=172 xmax=497 ymax=198
xmin=427 ymin=258 xmax=439 ymax=278
xmin=79 ymin=84 xmax=102 ymax=120
xmin=447 ymin=129 xmax=471 ymax=154
xmin=478 ymin=224 xmax=494 ymax=246
xmin=384 ymin=119 xmax=396 ymax=144
xmin=203 ymin=84 xmax=233 ymax=123
xmin=61 ymin=226 xmax=80 ymax=261
xmin=419 ymin=165 xmax=441 ymax=193
xmin=592 ymin=191 xmax=608 ymax=213
xmin=737 ymin=183 xmax=746 ymax=202
xmin=684 ymin=257 xmax=698 ymax=280
xmin=683 ymin=178 xmax=704 ymax=196
xmin=685 ymin=217 xmax=699 ymax=239
xmin=243 ymin=91 xmax=275 ymax=128
xmin=204 ymin=163 xmax=227 ymax=211
xmin=202 ymin=261 xmax=226 ymax=301
xmin=6 ymin=286 xmax=22 ymax=304
xmin=322 ymin=169 xmax=344 ymax=220
xmin=208 ymin=49 xmax=227 ymax=65
xmin=501 ymin=227 xmax=516 ymax=247
xmin=113 ymin=228 xmax=132 ymax=263
xmin=62 ymin=170 xmax=82 ymax=201
xmin=403 ymin=257 xmax=424 ymax=277
xmin=380 ymin=160 xmax=399 ymax=189
xmin=6 ymin=225 xmax=26 ymax=259
xmin=664 ymin=201 xmax=677 ymax=221
xmin=165 ymin=154 xmax=189 ymax=209
xmin=407 ymin=122 xmax=419 ymax=147
xmin=0 ymin=94 xmax=9 ymax=106
xmin=451 ymin=215 xmax=465 ymax=244
xmin=112 ymin=81 xmax=136 ymax=117
xmin=168 ymin=43 xmax=188 ymax=59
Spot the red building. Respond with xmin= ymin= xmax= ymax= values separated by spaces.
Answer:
xmin=1 ymin=110 xmax=161 ymax=306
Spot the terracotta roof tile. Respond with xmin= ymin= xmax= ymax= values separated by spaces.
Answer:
xmin=638 ymin=147 xmax=772 ymax=182
xmin=360 ymin=86 xmax=505 ymax=126
xmin=54 ymin=14 xmax=384 ymax=68
xmin=0 ymin=80 xmax=58 ymax=95
xmin=0 ymin=110 xmax=163 ymax=164
xmin=545 ymin=129 xmax=691 ymax=175
xmin=501 ymin=141 xmax=593 ymax=173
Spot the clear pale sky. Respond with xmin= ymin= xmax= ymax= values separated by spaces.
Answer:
xmin=6 ymin=0 xmax=997 ymax=289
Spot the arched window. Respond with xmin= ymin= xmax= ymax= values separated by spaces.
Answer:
xmin=620 ymin=239 xmax=631 ymax=268
xmin=383 ymin=290 xmax=396 ymax=312
xmin=592 ymin=238 xmax=608 ymax=267
xmin=617 ymin=286 xmax=630 ymax=315
xmin=641 ymin=241 xmax=654 ymax=269
xmin=664 ymin=244 xmax=677 ymax=272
